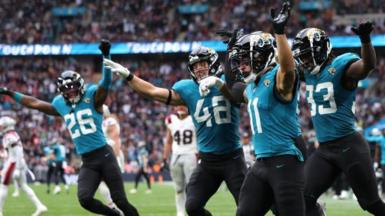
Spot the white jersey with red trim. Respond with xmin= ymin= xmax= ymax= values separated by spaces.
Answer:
xmin=102 ymin=116 xmax=125 ymax=173
xmin=165 ymin=114 xmax=197 ymax=155
xmin=2 ymin=131 xmax=26 ymax=169
xmin=102 ymin=117 xmax=121 ymax=147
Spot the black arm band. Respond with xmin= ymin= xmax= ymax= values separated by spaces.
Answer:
xmin=125 ymin=73 xmax=134 ymax=82
xmin=166 ymin=89 xmax=172 ymax=105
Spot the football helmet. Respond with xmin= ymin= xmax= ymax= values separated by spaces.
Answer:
xmin=292 ymin=28 xmax=332 ymax=75
xmin=233 ymin=31 xmax=276 ymax=83
xmin=0 ymin=116 xmax=16 ymax=135
xmin=188 ymin=46 xmax=221 ymax=82
xmin=56 ymin=70 xmax=85 ymax=104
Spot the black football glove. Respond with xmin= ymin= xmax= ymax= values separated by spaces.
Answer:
xmin=99 ymin=39 xmax=111 ymax=57
xmin=270 ymin=1 xmax=291 ymax=35
xmin=160 ymin=159 xmax=169 ymax=172
xmin=0 ymin=87 xmax=10 ymax=95
xmin=351 ymin=21 xmax=374 ymax=43
xmin=216 ymin=28 xmax=244 ymax=51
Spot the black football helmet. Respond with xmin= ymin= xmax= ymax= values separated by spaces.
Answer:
xmin=292 ymin=28 xmax=332 ymax=75
xmin=56 ymin=70 xmax=85 ymax=104
xmin=233 ymin=31 xmax=276 ymax=83
xmin=188 ymin=46 xmax=221 ymax=82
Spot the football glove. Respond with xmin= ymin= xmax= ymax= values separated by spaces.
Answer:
xmin=198 ymin=76 xmax=225 ymax=97
xmin=270 ymin=1 xmax=291 ymax=34
xmin=351 ymin=21 xmax=374 ymax=43
xmin=0 ymin=87 xmax=10 ymax=95
xmin=99 ymin=39 xmax=111 ymax=57
xmin=216 ymin=28 xmax=244 ymax=51
xmin=160 ymin=159 xmax=169 ymax=172
xmin=103 ymin=59 xmax=131 ymax=79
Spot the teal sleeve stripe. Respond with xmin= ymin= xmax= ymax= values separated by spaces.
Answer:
xmin=99 ymin=54 xmax=112 ymax=89
xmin=13 ymin=92 xmax=24 ymax=103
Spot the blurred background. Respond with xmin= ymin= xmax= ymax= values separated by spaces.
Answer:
xmin=0 ymin=0 xmax=384 ymax=187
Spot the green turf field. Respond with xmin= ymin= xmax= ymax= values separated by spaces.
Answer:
xmin=4 ymin=183 xmax=372 ymax=216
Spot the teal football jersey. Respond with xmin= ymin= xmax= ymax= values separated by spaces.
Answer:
xmin=172 ymin=77 xmax=241 ymax=154
xmin=304 ymin=53 xmax=360 ymax=143
xmin=245 ymin=66 xmax=303 ymax=160
xmin=43 ymin=146 xmax=55 ymax=165
xmin=52 ymin=84 xmax=106 ymax=155
xmin=380 ymin=137 xmax=385 ymax=165
xmin=53 ymin=143 xmax=66 ymax=162
xmin=137 ymin=147 xmax=149 ymax=167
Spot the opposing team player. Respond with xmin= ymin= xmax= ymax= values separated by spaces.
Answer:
xmin=163 ymin=105 xmax=197 ymax=216
xmin=0 ymin=41 xmax=139 ymax=216
xmin=104 ymin=46 xmax=247 ymax=216
xmin=292 ymin=21 xmax=385 ymax=215
xmin=98 ymin=104 xmax=125 ymax=209
xmin=0 ymin=116 xmax=48 ymax=216
xmin=200 ymin=2 xmax=306 ymax=215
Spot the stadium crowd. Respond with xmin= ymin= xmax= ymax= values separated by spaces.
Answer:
xmin=0 ymin=0 xmax=385 ymax=44
xmin=0 ymin=54 xmax=384 ymax=176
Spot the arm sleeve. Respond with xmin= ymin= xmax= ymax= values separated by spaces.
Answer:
xmin=98 ymin=55 xmax=112 ymax=90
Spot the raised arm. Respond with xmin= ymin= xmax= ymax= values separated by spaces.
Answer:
xmin=344 ymin=22 xmax=376 ymax=82
xmin=271 ymin=1 xmax=297 ymax=102
xmin=103 ymin=58 xmax=185 ymax=106
xmin=94 ymin=40 xmax=112 ymax=110
xmin=0 ymin=87 xmax=59 ymax=116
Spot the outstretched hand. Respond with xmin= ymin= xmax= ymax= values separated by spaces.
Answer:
xmin=216 ymin=28 xmax=244 ymax=51
xmin=0 ymin=87 xmax=9 ymax=95
xmin=99 ymin=39 xmax=111 ymax=57
xmin=270 ymin=1 xmax=291 ymax=34
xmin=351 ymin=21 xmax=374 ymax=43
xmin=103 ymin=59 xmax=131 ymax=79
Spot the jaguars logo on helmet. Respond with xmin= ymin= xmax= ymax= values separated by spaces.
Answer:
xmin=56 ymin=70 xmax=85 ymax=104
xmin=233 ymin=31 xmax=276 ymax=83
xmin=188 ymin=46 xmax=221 ymax=82
xmin=292 ymin=28 xmax=332 ymax=75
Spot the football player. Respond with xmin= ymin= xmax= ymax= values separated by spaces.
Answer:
xmin=130 ymin=141 xmax=152 ymax=194
xmin=50 ymin=138 xmax=69 ymax=194
xmin=98 ymin=104 xmax=125 ymax=209
xmin=0 ymin=41 xmax=139 ymax=216
xmin=104 ymin=45 xmax=247 ymax=216
xmin=292 ymin=21 xmax=385 ymax=215
xmin=0 ymin=116 xmax=48 ymax=216
xmin=163 ymin=105 xmax=197 ymax=216
xmin=43 ymin=143 xmax=56 ymax=194
xmin=199 ymin=2 xmax=306 ymax=215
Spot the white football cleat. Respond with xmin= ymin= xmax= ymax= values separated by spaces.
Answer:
xmin=12 ymin=191 xmax=20 ymax=197
xmin=31 ymin=205 xmax=48 ymax=216
xmin=53 ymin=186 xmax=61 ymax=195
xmin=145 ymin=189 xmax=152 ymax=194
xmin=129 ymin=188 xmax=137 ymax=194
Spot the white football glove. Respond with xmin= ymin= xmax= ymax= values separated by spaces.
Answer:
xmin=198 ymin=76 xmax=225 ymax=97
xmin=103 ymin=59 xmax=131 ymax=78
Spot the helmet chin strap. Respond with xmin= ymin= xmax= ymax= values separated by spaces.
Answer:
xmin=244 ymin=72 xmax=257 ymax=84
xmin=310 ymin=65 xmax=321 ymax=75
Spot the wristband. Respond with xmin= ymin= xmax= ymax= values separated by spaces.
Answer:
xmin=125 ymin=73 xmax=134 ymax=82
xmin=13 ymin=92 xmax=24 ymax=103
